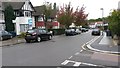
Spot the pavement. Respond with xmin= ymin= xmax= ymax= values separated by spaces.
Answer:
xmin=0 ymin=35 xmax=62 ymax=47
xmin=0 ymin=37 xmax=25 ymax=47
xmin=86 ymin=32 xmax=120 ymax=54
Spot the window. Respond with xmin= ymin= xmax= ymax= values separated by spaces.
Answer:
xmin=24 ymin=11 xmax=31 ymax=17
xmin=20 ymin=11 xmax=24 ymax=16
xmin=38 ymin=30 xmax=43 ymax=33
xmin=38 ymin=17 xmax=43 ymax=21
xmin=42 ymin=30 xmax=47 ymax=33
xmin=27 ymin=29 xmax=35 ymax=33
xmin=20 ymin=24 xmax=29 ymax=32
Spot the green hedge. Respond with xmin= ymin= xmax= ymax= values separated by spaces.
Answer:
xmin=48 ymin=29 xmax=65 ymax=35
xmin=17 ymin=32 xmax=26 ymax=38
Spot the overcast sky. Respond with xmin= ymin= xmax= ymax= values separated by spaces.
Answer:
xmin=30 ymin=0 xmax=120 ymax=19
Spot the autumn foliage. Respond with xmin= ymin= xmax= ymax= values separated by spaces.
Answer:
xmin=74 ymin=6 xmax=88 ymax=26
xmin=57 ymin=3 xmax=88 ymax=28
xmin=57 ymin=3 xmax=74 ymax=28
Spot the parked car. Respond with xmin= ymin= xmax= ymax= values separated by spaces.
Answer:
xmin=65 ymin=28 xmax=77 ymax=36
xmin=91 ymin=29 xmax=101 ymax=35
xmin=0 ymin=30 xmax=13 ymax=41
xmin=75 ymin=28 xmax=81 ymax=34
xmin=25 ymin=28 xmax=53 ymax=43
xmin=80 ymin=28 xmax=88 ymax=32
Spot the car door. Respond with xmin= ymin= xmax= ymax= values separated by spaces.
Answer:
xmin=38 ymin=29 xmax=48 ymax=39
xmin=42 ymin=30 xmax=49 ymax=38
xmin=2 ymin=31 xmax=8 ymax=40
xmin=4 ymin=31 xmax=11 ymax=39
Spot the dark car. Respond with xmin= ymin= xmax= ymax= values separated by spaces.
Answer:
xmin=25 ymin=28 xmax=53 ymax=43
xmin=91 ymin=29 xmax=101 ymax=35
xmin=65 ymin=28 xmax=77 ymax=36
xmin=0 ymin=30 xmax=13 ymax=41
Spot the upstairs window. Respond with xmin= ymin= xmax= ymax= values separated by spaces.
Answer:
xmin=24 ymin=11 xmax=31 ymax=17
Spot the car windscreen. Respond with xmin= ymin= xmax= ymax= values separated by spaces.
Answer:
xmin=93 ymin=29 xmax=99 ymax=31
xmin=38 ymin=29 xmax=47 ymax=33
xmin=27 ymin=29 xmax=36 ymax=33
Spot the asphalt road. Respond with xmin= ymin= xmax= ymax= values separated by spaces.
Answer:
xmin=2 ymin=30 xmax=96 ymax=66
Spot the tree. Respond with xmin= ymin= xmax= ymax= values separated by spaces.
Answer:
xmin=4 ymin=5 xmax=16 ymax=31
xmin=53 ymin=3 xmax=56 ymax=10
xmin=108 ymin=10 xmax=120 ymax=45
xmin=57 ymin=2 xmax=74 ymax=28
xmin=74 ymin=6 xmax=88 ymax=26
xmin=88 ymin=18 xmax=103 ymax=24
xmin=43 ymin=2 xmax=52 ymax=29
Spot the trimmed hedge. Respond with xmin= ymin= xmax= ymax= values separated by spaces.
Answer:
xmin=48 ymin=29 xmax=65 ymax=35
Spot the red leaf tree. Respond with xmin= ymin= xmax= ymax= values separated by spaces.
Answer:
xmin=74 ymin=5 xmax=88 ymax=26
xmin=57 ymin=2 xmax=74 ymax=28
xmin=57 ymin=4 xmax=88 ymax=28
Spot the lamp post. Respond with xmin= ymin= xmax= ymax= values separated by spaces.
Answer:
xmin=100 ymin=8 xmax=104 ymax=31
xmin=100 ymin=8 xmax=104 ymax=18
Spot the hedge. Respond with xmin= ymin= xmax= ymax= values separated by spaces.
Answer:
xmin=48 ymin=29 xmax=65 ymax=35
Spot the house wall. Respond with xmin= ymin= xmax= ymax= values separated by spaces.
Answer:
xmin=14 ymin=17 xmax=33 ymax=35
xmin=52 ymin=21 xmax=60 ymax=29
xmin=0 ymin=1 xmax=5 ymax=30
xmin=32 ymin=16 xmax=35 ymax=27
xmin=1 ymin=0 xmax=35 ymax=35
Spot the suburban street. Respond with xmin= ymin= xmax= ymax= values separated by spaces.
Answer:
xmin=1 ymin=0 xmax=120 ymax=68
xmin=2 ymin=30 xmax=96 ymax=66
xmin=1 ymin=30 xmax=119 ymax=67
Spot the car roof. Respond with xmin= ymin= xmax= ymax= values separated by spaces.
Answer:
xmin=93 ymin=29 xmax=99 ymax=31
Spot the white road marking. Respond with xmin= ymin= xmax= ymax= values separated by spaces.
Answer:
xmin=61 ymin=60 xmax=69 ymax=65
xmin=85 ymin=36 xmax=98 ymax=45
xmin=61 ymin=60 xmax=75 ymax=65
xmin=68 ymin=56 xmax=73 ymax=59
xmin=75 ymin=52 xmax=80 ymax=55
xmin=61 ymin=60 xmax=101 ymax=66
xmin=73 ymin=62 xmax=81 ymax=66
xmin=82 ymin=62 xmax=98 ymax=66
xmin=81 ymin=36 xmax=99 ymax=51
xmin=81 ymin=44 xmax=86 ymax=50
xmin=80 ymin=50 xmax=83 ymax=52
xmin=88 ymin=36 xmax=100 ymax=45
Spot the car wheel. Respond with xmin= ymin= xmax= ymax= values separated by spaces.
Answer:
xmin=65 ymin=34 xmax=68 ymax=36
xmin=0 ymin=37 xmax=2 ymax=41
xmin=48 ymin=35 xmax=52 ymax=40
xmin=26 ymin=40 xmax=30 ymax=43
xmin=36 ymin=37 xmax=41 ymax=42
xmin=10 ymin=36 xmax=13 ymax=39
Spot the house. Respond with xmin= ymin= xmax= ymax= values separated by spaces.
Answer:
xmin=0 ymin=0 xmax=4 ymax=31
xmin=1 ymin=0 xmax=35 ymax=35
xmin=89 ymin=22 xmax=96 ymax=28
xmin=96 ymin=21 xmax=103 ymax=27
xmin=32 ymin=5 xmax=60 ymax=29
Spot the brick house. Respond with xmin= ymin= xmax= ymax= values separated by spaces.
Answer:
xmin=32 ymin=5 xmax=60 ymax=29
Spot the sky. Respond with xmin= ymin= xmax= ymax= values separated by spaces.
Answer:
xmin=30 ymin=0 xmax=120 ymax=19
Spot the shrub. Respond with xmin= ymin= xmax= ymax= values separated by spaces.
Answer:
xmin=18 ymin=32 xmax=26 ymax=38
xmin=48 ymin=29 xmax=65 ymax=35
